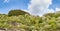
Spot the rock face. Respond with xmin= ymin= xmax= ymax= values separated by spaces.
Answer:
xmin=0 ymin=30 xmax=5 ymax=31
xmin=0 ymin=28 xmax=5 ymax=31
xmin=0 ymin=28 xmax=20 ymax=31
xmin=0 ymin=29 xmax=20 ymax=31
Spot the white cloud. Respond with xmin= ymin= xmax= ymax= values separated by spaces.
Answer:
xmin=4 ymin=0 xmax=9 ymax=3
xmin=28 ymin=0 xmax=55 ymax=16
xmin=38 ymin=9 xmax=55 ymax=16
xmin=56 ymin=8 xmax=60 ymax=11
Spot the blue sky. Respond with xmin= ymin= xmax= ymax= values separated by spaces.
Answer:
xmin=0 ymin=0 xmax=60 ymax=15
xmin=49 ymin=0 xmax=60 ymax=10
xmin=0 ymin=0 xmax=30 ymax=14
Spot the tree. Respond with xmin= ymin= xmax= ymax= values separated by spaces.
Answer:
xmin=8 ymin=9 xmax=30 ymax=16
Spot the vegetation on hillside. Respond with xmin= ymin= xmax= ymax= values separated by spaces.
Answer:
xmin=0 ymin=10 xmax=60 ymax=31
xmin=8 ymin=9 xmax=30 ymax=16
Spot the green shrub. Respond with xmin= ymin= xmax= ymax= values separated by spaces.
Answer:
xmin=8 ymin=9 xmax=29 ymax=16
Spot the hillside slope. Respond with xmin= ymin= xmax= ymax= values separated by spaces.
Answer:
xmin=0 ymin=11 xmax=60 ymax=31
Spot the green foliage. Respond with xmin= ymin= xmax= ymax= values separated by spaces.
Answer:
xmin=44 ymin=13 xmax=54 ymax=17
xmin=43 ymin=11 xmax=60 ymax=18
xmin=8 ymin=9 xmax=29 ymax=16
xmin=0 ymin=11 xmax=60 ymax=31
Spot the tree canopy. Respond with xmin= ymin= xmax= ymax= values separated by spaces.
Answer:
xmin=8 ymin=9 xmax=30 ymax=16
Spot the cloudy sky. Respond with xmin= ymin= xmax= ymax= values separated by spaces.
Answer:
xmin=0 ymin=0 xmax=60 ymax=16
